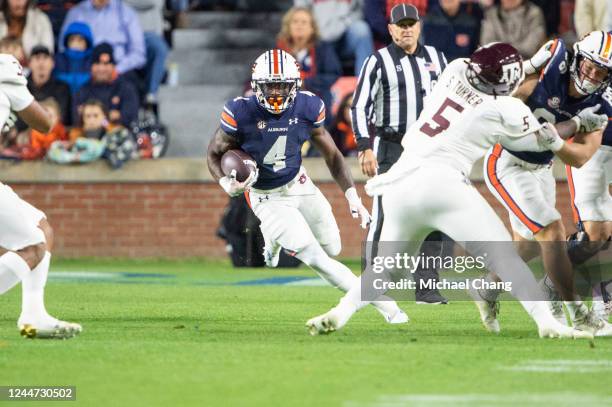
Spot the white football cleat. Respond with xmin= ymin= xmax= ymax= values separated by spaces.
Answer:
xmin=539 ymin=277 xmax=567 ymax=325
xmin=379 ymin=308 xmax=409 ymax=324
xmin=572 ymin=308 xmax=609 ymax=335
xmin=592 ymin=300 xmax=612 ymax=321
xmin=537 ymin=319 xmax=593 ymax=339
xmin=263 ymin=240 xmax=281 ymax=268
xmin=19 ymin=320 xmax=82 ymax=339
xmin=306 ymin=304 xmax=353 ymax=336
xmin=468 ymin=286 xmax=500 ymax=334
xmin=592 ymin=317 xmax=612 ymax=337
xmin=549 ymin=300 xmax=567 ymax=325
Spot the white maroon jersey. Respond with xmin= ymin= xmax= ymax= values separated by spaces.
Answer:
xmin=399 ymin=59 xmax=543 ymax=175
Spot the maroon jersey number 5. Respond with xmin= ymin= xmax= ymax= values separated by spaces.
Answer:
xmin=420 ymin=98 xmax=464 ymax=137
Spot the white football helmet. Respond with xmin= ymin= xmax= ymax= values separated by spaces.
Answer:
xmin=571 ymin=31 xmax=612 ymax=95
xmin=251 ymin=49 xmax=302 ymax=114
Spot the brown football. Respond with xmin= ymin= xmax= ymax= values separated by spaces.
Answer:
xmin=221 ymin=149 xmax=257 ymax=182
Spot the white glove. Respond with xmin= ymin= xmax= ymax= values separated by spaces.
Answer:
xmin=345 ymin=187 xmax=371 ymax=229
xmin=219 ymin=168 xmax=258 ymax=197
xmin=524 ymin=40 xmax=555 ymax=75
xmin=572 ymin=104 xmax=609 ymax=133
xmin=536 ymin=122 xmax=565 ymax=152
xmin=0 ymin=54 xmax=26 ymax=86
xmin=1 ymin=111 xmax=17 ymax=134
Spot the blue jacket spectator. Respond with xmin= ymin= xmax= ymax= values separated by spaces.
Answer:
xmin=73 ymin=43 xmax=140 ymax=127
xmin=59 ymin=0 xmax=146 ymax=75
xmin=54 ymin=22 xmax=94 ymax=94
xmin=422 ymin=0 xmax=480 ymax=62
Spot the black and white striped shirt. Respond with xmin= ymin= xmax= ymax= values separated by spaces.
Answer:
xmin=351 ymin=42 xmax=447 ymax=150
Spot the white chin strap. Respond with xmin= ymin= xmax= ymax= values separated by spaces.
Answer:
xmin=574 ymin=77 xmax=600 ymax=96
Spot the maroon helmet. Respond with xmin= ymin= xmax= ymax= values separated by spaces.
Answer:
xmin=466 ymin=42 xmax=524 ymax=96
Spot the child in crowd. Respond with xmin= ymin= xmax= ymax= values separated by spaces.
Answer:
xmin=53 ymin=21 xmax=93 ymax=94
xmin=48 ymin=99 xmax=107 ymax=163
xmin=30 ymin=97 xmax=68 ymax=157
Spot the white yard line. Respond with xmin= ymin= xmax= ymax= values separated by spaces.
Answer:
xmin=346 ymin=392 xmax=610 ymax=406
xmin=501 ymin=359 xmax=612 ymax=373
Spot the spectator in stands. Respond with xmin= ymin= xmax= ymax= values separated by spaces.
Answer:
xmin=124 ymin=0 xmax=169 ymax=112
xmin=0 ymin=35 xmax=26 ymax=65
xmin=59 ymin=0 xmax=146 ymax=77
xmin=330 ymin=93 xmax=357 ymax=156
xmin=73 ymin=43 xmax=140 ymax=127
xmin=422 ymin=0 xmax=480 ymax=61
xmin=530 ymin=0 xmax=560 ymax=37
xmin=294 ymin=0 xmax=373 ymax=76
xmin=36 ymin=0 xmax=78 ymax=43
xmin=69 ymin=99 xmax=111 ymax=142
xmin=276 ymin=7 xmax=341 ymax=125
xmin=365 ymin=0 xmax=429 ymax=45
xmin=169 ymin=0 xmax=189 ymax=28
xmin=28 ymin=45 xmax=72 ymax=126
xmin=0 ymin=0 xmax=54 ymax=57
xmin=480 ymin=0 xmax=546 ymax=59
xmin=54 ymin=21 xmax=94 ymax=95
xmin=574 ymin=0 xmax=610 ymax=38
xmin=29 ymin=97 xmax=68 ymax=158
xmin=48 ymin=99 xmax=109 ymax=164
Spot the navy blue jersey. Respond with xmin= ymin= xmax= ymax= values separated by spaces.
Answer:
xmin=220 ymin=91 xmax=326 ymax=190
xmin=507 ymin=39 xmax=605 ymax=164
xmin=600 ymin=86 xmax=612 ymax=146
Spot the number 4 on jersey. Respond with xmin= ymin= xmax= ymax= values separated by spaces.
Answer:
xmin=263 ymin=135 xmax=287 ymax=172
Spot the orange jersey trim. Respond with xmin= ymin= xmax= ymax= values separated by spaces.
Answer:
xmin=486 ymin=144 xmax=543 ymax=234
xmin=221 ymin=111 xmax=237 ymax=127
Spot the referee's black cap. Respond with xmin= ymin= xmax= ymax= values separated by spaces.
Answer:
xmin=390 ymin=3 xmax=420 ymax=24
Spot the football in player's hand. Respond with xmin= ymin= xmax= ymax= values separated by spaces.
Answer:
xmin=221 ymin=149 xmax=257 ymax=182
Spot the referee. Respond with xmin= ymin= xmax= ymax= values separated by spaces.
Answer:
xmin=352 ymin=3 xmax=448 ymax=304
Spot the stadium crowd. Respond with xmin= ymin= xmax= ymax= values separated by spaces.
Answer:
xmin=0 ymin=0 xmax=185 ymax=164
xmin=257 ymin=0 xmax=601 ymax=156
xmin=0 ymin=0 xmax=607 ymax=163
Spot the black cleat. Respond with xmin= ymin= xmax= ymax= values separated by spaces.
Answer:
xmin=415 ymin=289 xmax=448 ymax=305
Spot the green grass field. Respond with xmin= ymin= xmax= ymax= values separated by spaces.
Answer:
xmin=1 ymin=259 xmax=611 ymax=406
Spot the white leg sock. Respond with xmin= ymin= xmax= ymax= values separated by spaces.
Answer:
xmin=0 ymin=251 xmax=29 ymax=294
xmin=483 ymin=247 xmax=558 ymax=328
xmin=20 ymin=251 xmax=53 ymax=324
xmin=296 ymin=244 xmax=401 ymax=318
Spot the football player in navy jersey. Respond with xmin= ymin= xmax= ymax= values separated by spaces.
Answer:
xmin=567 ymin=85 xmax=612 ymax=320
xmin=207 ymin=49 xmax=408 ymax=324
xmin=478 ymin=32 xmax=612 ymax=335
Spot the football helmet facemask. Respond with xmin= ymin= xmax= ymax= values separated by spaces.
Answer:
xmin=251 ymin=49 xmax=302 ymax=114
xmin=571 ymin=31 xmax=612 ymax=96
